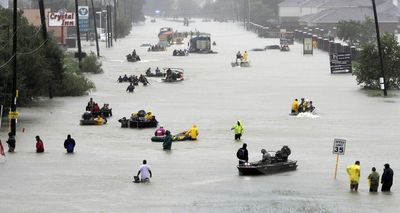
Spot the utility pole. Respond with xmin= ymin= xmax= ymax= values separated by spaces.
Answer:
xmin=38 ymin=0 xmax=51 ymax=98
xmin=372 ymin=0 xmax=387 ymax=96
xmin=113 ymin=0 xmax=117 ymax=41
xmin=10 ymin=0 xmax=18 ymax=136
xmin=109 ymin=5 xmax=113 ymax=47
xmin=75 ymin=0 xmax=83 ymax=68
xmin=91 ymin=0 xmax=100 ymax=57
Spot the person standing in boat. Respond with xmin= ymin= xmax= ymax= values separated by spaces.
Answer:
xmin=346 ymin=161 xmax=361 ymax=192
xmin=231 ymin=120 xmax=244 ymax=140
xmin=291 ymin=99 xmax=299 ymax=114
xmin=237 ymin=143 xmax=248 ymax=165
xmin=243 ymin=51 xmax=249 ymax=62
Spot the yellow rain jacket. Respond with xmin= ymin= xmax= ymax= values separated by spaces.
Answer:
xmin=145 ymin=112 xmax=154 ymax=120
xmin=96 ymin=116 xmax=104 ymax=125
xmin=185 ymin=125 xmax=199 ymax=140
xmin=232 ymin=121 xmax=244 ymax=134
xmin=346 ymin=163 xmax=361 ymax=183
xmin=291 ymin=100 xmax=299 ymax=112
xmin=243 ymin=51 xmax=249 ymax=61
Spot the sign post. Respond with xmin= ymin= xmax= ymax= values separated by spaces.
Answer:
xmin=329 ymin=53 xmax=352 ymax=74
xmin=303 ymin=37 xmax=313 ymax=55
xmin=333 ymin=138 xmax=346 ymax=179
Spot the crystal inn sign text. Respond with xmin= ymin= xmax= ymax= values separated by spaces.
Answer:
xmin=48 ymin=10 xmax=76 ymax=27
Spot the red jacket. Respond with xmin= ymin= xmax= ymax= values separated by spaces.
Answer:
xmin=36 ymin=140 xmax=44 ymax=153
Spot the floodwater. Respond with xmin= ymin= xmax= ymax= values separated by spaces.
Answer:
xmin=1 ymin=19 xmax=400 ymax=213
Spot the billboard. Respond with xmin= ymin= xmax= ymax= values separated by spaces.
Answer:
xmin=48 ymin=10 xmax=76 ymax=27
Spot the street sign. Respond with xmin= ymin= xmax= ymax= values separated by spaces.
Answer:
xmin=78 ymin=6 xmax=90 ymax=32
xmin=330 ymin=52 xmax=352 ymax=73
xmin=333 ymin=138 xmax=346 ymax=155
xmin=8 ymin=111 xmax=19 ymax=120
xmin=303 ymin=38 xmax=313 ymax=55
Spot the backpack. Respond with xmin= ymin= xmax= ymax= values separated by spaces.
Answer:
xmin=236 ymin=148 xmax=245 ymax=159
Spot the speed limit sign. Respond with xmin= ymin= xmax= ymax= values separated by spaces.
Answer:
xmin=333 ymin=138 xmax=346 ymax=155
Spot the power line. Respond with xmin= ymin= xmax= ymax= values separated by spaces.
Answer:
xmin=17 ymin=38 xmax=49 ymax=55
xmin=0 ymin=54 xmax=15 ymax=71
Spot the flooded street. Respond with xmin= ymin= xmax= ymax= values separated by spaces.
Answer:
xmin=1 ymin=19 xmax=400 ymax=212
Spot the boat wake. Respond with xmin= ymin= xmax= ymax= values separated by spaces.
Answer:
xmin=295 ymin=112 xmax=319 ymax=118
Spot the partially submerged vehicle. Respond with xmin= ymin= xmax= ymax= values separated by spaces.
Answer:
xmin=189 ymin=33 xmax=217 ymax=54
xmin=161 ymin=68 xmax=184 ymax=82
xmin=231 ymin=61 xmax=250 ymax=68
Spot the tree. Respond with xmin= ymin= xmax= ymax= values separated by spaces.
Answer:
xmin=337 ymin=18 xmax=375 ymax=47
xmin=0 ymin=8 xmax=95 ymax=106
xmin=353 ymin=33 xmax=400 ymax=89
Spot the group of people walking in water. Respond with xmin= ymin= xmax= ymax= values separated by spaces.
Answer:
xmin=1 ymin=134 xmax=76 ymax=154
xmin=347 ymin=161 xmax=394 ymax=192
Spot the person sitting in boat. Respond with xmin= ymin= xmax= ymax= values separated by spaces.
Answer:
xmin=91 ymin=103 xmax=100 ymax=114
xmin=146 ymin=68 xmax=151 ymax=76
xmin=126 ymin=83 xmax=135 ymax=93
xmin=82 ymin=112 xmax=93 ymax=120
xmin=307 ymin=101 xmax=315 ymax=112
xmin=237 ymin=143 xmax=249 ymax=165
xmin=260 ymin=149 xmax=272 ymax=164
xmin=119 ymin=117 xmax=129 ymax=128
xmin=291 ymin=99 xmax=299 ymax=114
xmin=243 ymin=51 xmax=249 ymax=62
xmin=236 ymin=51 xmax=243 ymax=63
xmin=132 ymin=49 xmax=136 ymax=57
xmin=173 ymin=49 xmax=178 ymax=56
xmin=185 ymin=124 xmax=199 ymax=140
xmin=144 ymin=111 xmax=154 ymax=121
xmin=155 ymin=125 xmax=166 ymax=136
xmin=155 ymin=67 xmax=161 ymax=74
xmin=302 ymin=99 xmax=309 ymax=112
xmin=118 ymin=76 xmax=123 ymax=83
xmin=95 ymin=115 xmax=105 ymax=125
xmin=298 ymin=98 xmax=305 ymax=113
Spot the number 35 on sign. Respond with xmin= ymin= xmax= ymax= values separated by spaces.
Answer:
xmin=333 ymin=139 xmax=346 ymax=155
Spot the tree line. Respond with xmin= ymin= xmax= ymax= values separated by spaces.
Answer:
xmin=0 ymin=8 xmax=101 ymax=107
